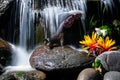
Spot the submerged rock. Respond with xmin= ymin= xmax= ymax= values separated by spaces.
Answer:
xmin=96 ymin=51 xmax=120 ymax=71
xmin=30 ymin=45 xmax=94 ymax=72
xmin=77 ymin=68 xmax=101 ymax=80
xmin=0 ymin=70 xmax=46 ymax=80
xmin=104 ymin=71 xmax=120 ymax=80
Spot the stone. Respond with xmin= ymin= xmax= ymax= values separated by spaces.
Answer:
xmin=0 ymin=75 xmax=16 ymax=80
xmin=0 ymin=39 xmax=12 ymax=74
xmin=57 ymin=10 xmax=82 ymax=34
xmin=30 ymin=45 xmax=94 ymax=72
xmin=0 ymin=70 xmax=46 ymax=80
xmin=0 ymin=39 xmax=11 ymax=50
xmin=104 ymin=71 xmax=120 ymax=80
xmin=26 ymin=70 xmax=46 ymax=80
xmin=0 ymin=39 xmax=12 ymax=66
xmin=96 ymin=51 xmax=120 ymax=71
xmin=0 ymin=64 xmax=4 ymax=75
xmin=77 ymin=68 xmax=101 ymax=80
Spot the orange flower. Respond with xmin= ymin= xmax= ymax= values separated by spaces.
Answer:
xmin=80 ymin=32 xmax=117 ymax=56
xmin=97 ymin=36 xmax=117 ymax=53
xmin=80 ymin=32 xmax=99 ymax=51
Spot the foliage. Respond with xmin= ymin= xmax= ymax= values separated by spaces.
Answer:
xmin=80 ymin=32 xmax=117 ymax=56
xmin=113 ymin=19 xmax=120 ymax=34
xmin=89 ymin=16 xmax=98 ymax=28
xmin=92 ymin=59 xmax=101 ymax=68
xmin=99 ymin=25 xmax=111 ymax=35
xmin=92 ymin=59 xmax=102 ymax=73
xmin=15 ymin=72 xmax=25 ymax=78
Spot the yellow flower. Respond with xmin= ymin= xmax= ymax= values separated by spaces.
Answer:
xmin=80 ymin=32 xmax=98 ymax=50
xmin=97 ymin=36 xmax=117 ymax=52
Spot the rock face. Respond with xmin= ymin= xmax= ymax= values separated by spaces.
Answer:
xmin=77 ymin=68 xmax=101 ymax=80
xmin=0 ymin=0 xmax=16 ymax=42
xmin=0 ymin=39 xmax=12 ymax=74
xmin=104 ymin=71 xmax=120 ymax=80
xmin=0 ymin=70 xmax=46 ymax=80
xmin=96 ymin=51 xmax=120 ymax=71
xmin=30 ymin=45 xmax=94 ymax=72
xmin=0 ymin=39 xmax=12 ymax=66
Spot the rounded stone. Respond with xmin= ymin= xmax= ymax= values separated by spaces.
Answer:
xmin=1 ymin=70 xmax=46 ymax=80
xmin=30 ymin=45 xmax=94 ymax=72
xmin=77 ymin=68 xmax=101 ymax=80
xmin=96 ymin=51 xmax=120 ymax=71
xmin=104 ymin=71 xmax=120 ymax=80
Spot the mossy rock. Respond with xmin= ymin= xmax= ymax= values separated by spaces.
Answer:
xmin=0 ymin=70 xmax=46 ymax=80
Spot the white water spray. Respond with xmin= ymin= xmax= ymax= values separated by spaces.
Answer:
xmin=40 ymin=0 xmax=87 ymax=39
xmin=4 ymin=44 xmax=35 ymax=73
xmin=4 ymin=0 xmax=35 ymax=73
xmin=100 ymin=0 xmax=115 ymax=13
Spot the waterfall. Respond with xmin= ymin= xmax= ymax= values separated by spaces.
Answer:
xmin=19 ymin=0 xmax=34 ymax=49
xmin=39 ymin=0 xmax=87 ymax=39
xmin=4 ymin=0 xmax=35 ymax=72
xmin=100 ymin=0 xmax=115 ymax=13
xmin=4 ymin=0 xmax=87 ymax=72
xmin=18 ymin=0 xmax=87 ymax=48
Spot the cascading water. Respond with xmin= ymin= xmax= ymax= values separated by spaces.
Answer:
xmin=4 ymin=0 xmax=87 ymax=72
xmin=4 ymin=44 xmax=34 ymax=73
xmin=100 ymin=0 xmax=115 ymax=13
xmin=37 ymin=0 xmax=87 ymax=39
xmin=19 ymin=0 xmax=34 ymax=49
xmin=4 ymin=0 xmax=35 ymax=72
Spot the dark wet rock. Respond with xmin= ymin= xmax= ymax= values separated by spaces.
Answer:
xmin=104 ymin=71 xmax=120 ymax=80
xmin=0 ymin=64 xmax=4 ymax=75
xmin=96 ymin=51 xmax=120 ymax=71
xmin=77 ymin=68 xmax=101 ymax=80
xmin=0 ymin=39 xmax=12 ymax=66
xmin=55 ymin=10 xmax=82 ymax=37
xmin=0 ymin=70 xmax=46 ymax=80
xmin=57 ymin=10 xmax=82 ymax=30
xmin=0 ymin=39 xmax=11 ymax=50
xmin=26 ymin=70 xmax=46 ymax=80
xmin=0 ymin=75 xmax=16 ymax=80
xmin=0 ymin=39 xmax=12 ymax=74
xmin=0 ymin=0 xmax=16 ymax=42
xmin=30 ymin=45 xmax=94 ymax=80
xmin=30 ymin=45 xmax=94 ymax=72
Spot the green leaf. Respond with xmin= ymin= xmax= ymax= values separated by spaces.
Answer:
xmin=94 ymin=62 xmax=100 ymax=68
xmin=92 ymin=62 xmax=95 ymax=68
xmin=95 ymin=59 xmax=101 ymax=63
